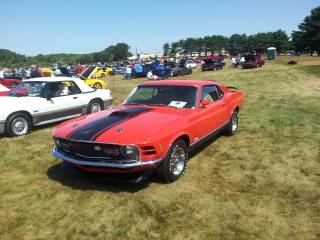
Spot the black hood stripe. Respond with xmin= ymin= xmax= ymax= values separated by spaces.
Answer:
xmin=67 ymin=107 xmax=151 ymax=141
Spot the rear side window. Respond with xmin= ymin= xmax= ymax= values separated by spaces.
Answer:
xmin=201 ymin=85 xmax=224 ymax=102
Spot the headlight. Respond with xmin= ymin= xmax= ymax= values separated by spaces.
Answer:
xmin=123 ymin=145 xmax=139 ymax=159
xmin=54 ymin=138 xmax=61 ymax=147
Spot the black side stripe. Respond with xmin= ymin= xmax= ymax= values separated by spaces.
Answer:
xmin=67 ymin=107 xmax=151 ymax=141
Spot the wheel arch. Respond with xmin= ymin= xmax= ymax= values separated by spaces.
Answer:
xmin=166 ymin=133 xmax=191 ymax=154
xmin=89 ymin=97 xmax=104 ymax=105
xmin=6 ymin=110 xmax=33 ymax=125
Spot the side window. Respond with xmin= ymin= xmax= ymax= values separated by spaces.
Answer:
xmin=201 ymin=85 xmax=223 ymax=102
xmin=216 ymin=85 xmax=224 ymax=99
xmin=47 ymin=81 xmax=81 ymax=97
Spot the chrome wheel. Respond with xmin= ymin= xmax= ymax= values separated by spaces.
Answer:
xmin=232 ymin=113 xmax=238 ymax=133
xmin=11 ymin=117 xmax=28 ymax=136
xmin=169 ymin=146 xmax=186 ymax=176
xmin=90 ymin=102 xmax=102 ymax=113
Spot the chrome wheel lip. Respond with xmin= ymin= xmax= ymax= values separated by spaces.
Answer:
xmin=11 ymin=117 xmax=28 ymax=135
xmin=232 ymin=114 xmax=238 ymax=132
xmin=91 ymin=102 xmax=102 ymax=113
xmin=169 ymin=146 xmax=186 ymax=176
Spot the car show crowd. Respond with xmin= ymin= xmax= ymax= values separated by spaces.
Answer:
xmin=0 ymin=53 xmax=265 ymax=91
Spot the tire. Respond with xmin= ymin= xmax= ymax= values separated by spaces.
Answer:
xmin=93 ymin=82 xmax=102 ymax=89
xmin=224 ymin=110 xmax=238 ymax=136
xmin=5 ymin=113 xmax=32 ymax=137
xmin=156 ymin=139 xmax=188 ymax=183
xmin=87 ymin=99 xmax=103 ymax=114
xmin=188 ymin=69 xmax=192 ymax=75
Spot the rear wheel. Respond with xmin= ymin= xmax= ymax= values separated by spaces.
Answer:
xmin=5 ymin=113 xmax=32 ymax=137
xmin=87 ymin=100 xmax=103 ymax=113
xmin=156 ymin=139 xmax=188 ymax=183
xmin=224 ymin=110 xmax=238 ymax=136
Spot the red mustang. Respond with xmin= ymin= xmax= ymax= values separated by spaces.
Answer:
xmin=52 ymin=80 xmax=244 ymax=183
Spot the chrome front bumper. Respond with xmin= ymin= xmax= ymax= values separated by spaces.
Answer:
xmin=52 ymin=147 xmax=162 ymax=168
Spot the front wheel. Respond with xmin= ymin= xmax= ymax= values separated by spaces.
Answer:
xmin=5 ymin=113 xmax=31 ymax=137
xmin=224 ymin=110 xmax=238 ymax=136
xmin=156 ymin=139 xmax=188 ymax=183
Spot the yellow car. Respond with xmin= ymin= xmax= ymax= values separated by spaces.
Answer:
xmin=41 ymin=68 xmax=54 ymax=77
xmin=79 ymin=66 xmax=107 ymax=89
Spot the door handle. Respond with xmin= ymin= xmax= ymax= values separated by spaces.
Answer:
xmin=73 ymin=96 xmax=78 ymax=99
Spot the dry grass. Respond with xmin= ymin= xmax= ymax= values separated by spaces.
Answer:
xmin=0 ymin=57 xmax=319 ymax=240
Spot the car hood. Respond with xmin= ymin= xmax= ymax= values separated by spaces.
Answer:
xmin=53 ymin=106 xmax=189 ymax=144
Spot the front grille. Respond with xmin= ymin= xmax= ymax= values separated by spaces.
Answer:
xmin=55 ymin=138 xmax=138 ymax=163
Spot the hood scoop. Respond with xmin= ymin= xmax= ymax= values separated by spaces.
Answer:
xmin=67 ymin=107 xmax=151 ymax=141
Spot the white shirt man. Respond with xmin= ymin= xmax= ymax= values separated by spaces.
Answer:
xmin=0 ymin=69 xmax=4 ymax=79
xmin=147 ymin=71 xmax=159 ymax=80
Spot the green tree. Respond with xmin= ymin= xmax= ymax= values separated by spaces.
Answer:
xmin=292 ymin=6 xmax=320 ymax=54
xmin=163 ymin=43 xmax=170 ymax=56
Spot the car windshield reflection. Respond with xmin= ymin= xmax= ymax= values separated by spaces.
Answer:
xmin=8 ymin=82 xmax=46 ymax=97
xmin=124 ymin=85 xmax=197 ymax=108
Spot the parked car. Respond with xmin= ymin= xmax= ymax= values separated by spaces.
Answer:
xmin=114 ymin=66 xmax=126 ymax=75
xmin=41 ymin=68 xmax=54 ymax=77
xmin=0 ymin=79 xmax=22 ymax=89
xmin=242 ymin=55 xmax=265 ymax=69
xmin=52 ymin=80 xmax=244 ymax=183
xmin=0 ymin=84 xmax=9 ymax=96
xmin=3 ymin=72 xmax=24 ymax=80
xmin=0 ymin=77 xmax=113 ymax=137
xmin=201 ymin=60 xmax=224 ymax=71
xmin=185 ymin=60 xmax=197 ymax=69
xmin=78 ymin=66 xmax=108 ymax=89
xmin=171 ymin=64 xmax=192 ymax=76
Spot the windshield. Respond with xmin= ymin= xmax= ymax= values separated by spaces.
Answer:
xmin=80 ymin=66 xmax=95 ymax=79
xmin=124 ymin=85 xmax=197 ymax=108
xmin=8 ymin=81 xmax=46 ymax=97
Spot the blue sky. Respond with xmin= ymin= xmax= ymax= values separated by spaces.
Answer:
xmin=0 ymin=0 xmax=319 ymax=56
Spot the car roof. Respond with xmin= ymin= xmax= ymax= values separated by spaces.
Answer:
xmin=140 ymin=80 xmax=218 ymax=87
xmin=23 ymin=77 xmax=76 ymax=82
xmin=23 ymin=77 xmax=95 ymax=93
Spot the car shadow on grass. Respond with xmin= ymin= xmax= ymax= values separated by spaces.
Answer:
xmin=47 ymin=162 xmax=159 ymax=193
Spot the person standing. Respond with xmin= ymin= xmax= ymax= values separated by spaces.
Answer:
xmin=30 ymin=65 xmax=43 ymax=78
xmin=124 ymin=65 xmax=132 ymax=80
xmin=75 ymin=64 xmax=84 ymax=74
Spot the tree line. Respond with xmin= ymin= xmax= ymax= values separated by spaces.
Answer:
xmin=0 ymin=43 xmax=131 ymax=68
xmin=163 ymin=6 xmax=320 ymax=56
xmin=163 ymin=30 xmax=289 ymax=56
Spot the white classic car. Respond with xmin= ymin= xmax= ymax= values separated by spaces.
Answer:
xmin=0 ymin=77 xmax=113 ymax=136
xmin=185 ymin=60 xmax=197 ymax=69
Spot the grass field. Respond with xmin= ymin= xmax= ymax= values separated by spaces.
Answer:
xmin=1 ymin=56 xmax=319 ymax=240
